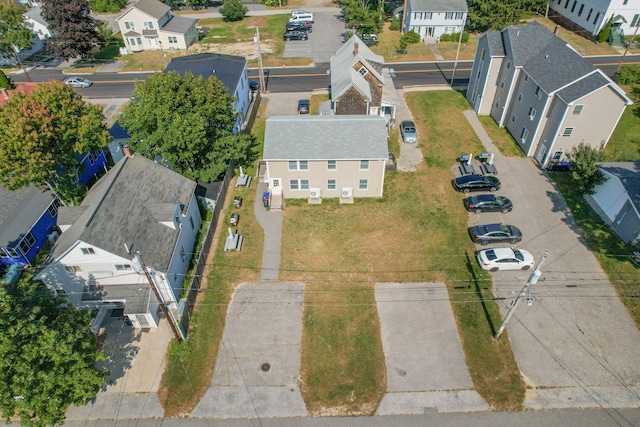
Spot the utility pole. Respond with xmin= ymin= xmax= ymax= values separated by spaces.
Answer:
xmin=494 ymin=251 xmax=549 ymax=339
xmin=12 ymin=44 xmax=31 ymax=82
xmin=616 ymin=24 xmax=639 ymax=73
xmin=450 ymin=15 xmax=467 ymax=88
xmin=255 ymin=27 xmax=266 ymax=94
xmin=135 ymin=251 xmax=184 ymax=341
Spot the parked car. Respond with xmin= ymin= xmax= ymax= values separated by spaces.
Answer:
xmin=400 ymin=120 xmax=417 ymax=143
xmin=297 ymin=99 xmax=310 ymax=114
xmin=463 ymin=194 xmax=513 ymax=213
xmin=453 ymin=174 xmax=501 ymax=193
xmin=291 ymin=9 xmax=308 ymax=17
xmin=358 ymin=33 xmax=378 ymax=46
xmin=476 ymin=247 xmax=535 ymax=272
xmin=283 ymin=30 xmax=308 ymax=41
xmin=249 ymin=80 xmax=259 ymax=91
xmin=63 ymin=77 xmax=92 ymax=88
xmin=286 ymin=22 xmax=311 ymax=33
xmin=289 ymin=13 xmax=313 ymax=23
xmin=468 ymin=223 xmax=522 ymax=245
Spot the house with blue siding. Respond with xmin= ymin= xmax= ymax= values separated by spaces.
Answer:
xmin=0 ymin=184 xmax=59 ymax=268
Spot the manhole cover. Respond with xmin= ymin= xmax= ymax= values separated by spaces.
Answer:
xmin=261 ymin=363 xmax=271 ymax=372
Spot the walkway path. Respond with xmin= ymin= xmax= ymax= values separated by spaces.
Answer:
xmin=254 ymin=180 xmax=283 ymax=281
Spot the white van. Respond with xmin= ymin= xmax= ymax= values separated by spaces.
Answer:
xmin=289 ymin=13 xmax=313 ymax=23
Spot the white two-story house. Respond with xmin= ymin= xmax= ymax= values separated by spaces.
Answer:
xmin=116 ymin=0 xmax=197 ymax=52
xmin=549 ymin=0 xmax=640 ymax=41
xmin=403 ymin=0 xmax=467 ymax=41
xmin=35 ymin=154 xmax=202 ymax=330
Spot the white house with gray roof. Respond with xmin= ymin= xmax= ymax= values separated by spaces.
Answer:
xmin=467 ymin=21 xmax=632 ymax=168
xmin=35 ymin=155 xmax=202 ymax=330
xmin=403 ymin=0 xmax=467 ymax=41
xmin=116 ymin=0 xmax=197 ymax=52
xmin=549 ymin=0 xmax=640 ymax=40
xmin=262 ymin=116 xmax=389 ymax=206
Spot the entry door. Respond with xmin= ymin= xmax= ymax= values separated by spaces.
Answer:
xmin=536 ymin=144 xmax=547 ymax=165
xmin=427 ymin=27 xmax=435 ymax=37
xmin=148 ymin=37 xmax=157 ymax=48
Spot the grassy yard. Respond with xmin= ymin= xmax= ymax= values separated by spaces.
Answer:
xmin=281 ymin=91 xmax=525 ymax=412
xmin=604 ymin=85 xmax=640 ymax=161
xmin=478 ymin=116 xmax=526 ymax=158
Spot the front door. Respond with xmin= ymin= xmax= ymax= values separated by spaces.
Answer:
xmin=536 ymin=143 xmax=547 ymax=165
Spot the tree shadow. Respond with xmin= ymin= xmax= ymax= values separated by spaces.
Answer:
xmin=464 ymin=250 xmax=496 ymax=336
xmin=96 ymin=316 xmax=142 ymax=392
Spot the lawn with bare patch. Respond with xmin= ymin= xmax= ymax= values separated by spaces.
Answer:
xmin=478 ymin=116 xmax=526 ymax=158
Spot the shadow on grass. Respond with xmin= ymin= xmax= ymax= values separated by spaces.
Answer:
xmin=464 ymin=250 xmax=496 ymax=336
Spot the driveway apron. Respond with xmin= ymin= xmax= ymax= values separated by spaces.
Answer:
xmin=463 ymin=111 xmax=640 ymax=410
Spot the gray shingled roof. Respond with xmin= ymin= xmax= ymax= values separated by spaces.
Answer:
xmin=503 ymin=21 xmax=556 ymax=67
xmin=83 ymin=283 xmax=150 ymax=315
xmin=556 ymin=71 xmax=609 ymax=103
xmin=49 ymin=155 xmax=196 ymax=272
xmin=0 ymin=185 xmax=54 ymax=248
xmin=330 ymin=35 xmax=383 ymax=103
xmin=263 ymin=116 xmax=389 ymax=161
xmin=485 ymin=31 xmax=505 ymax=57
xmin=162 ymin=15 xmax=196 ymax=34
xmin=165 ymin=53 xmax=245 ymax=95
xmin=23 ymin=6 xmax=47 ymax=27
xmin=598 ymin=162 xmax=640 ymax=210
xmin=408 ymin=0 xmax=467 ymax=12
xmin=132 ymin=0 xmax=170 ymax=19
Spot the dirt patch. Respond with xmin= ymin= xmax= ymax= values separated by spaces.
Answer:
xmin=190 ymin=40 xmax=276 ymax=59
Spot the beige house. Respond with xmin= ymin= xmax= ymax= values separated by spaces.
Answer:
xmin=466 ymin=21 xmax=632 ymax=168
xmin=262 ymin=116 xmax=389 ymax=207
xmin=116 ymin=0 xmax=197 ymax=52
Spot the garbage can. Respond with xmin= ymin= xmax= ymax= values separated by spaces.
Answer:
xmin=262 ymin=192 xmax=270 ymax=208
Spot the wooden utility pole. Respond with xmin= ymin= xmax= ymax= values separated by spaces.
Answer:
xmin=255 ymin=27 xmax=266 ymax=94
xmin=450 ymin=15 xmax=467 ymax=87
xmin=616 ymin=24 xmax=640 ymax=73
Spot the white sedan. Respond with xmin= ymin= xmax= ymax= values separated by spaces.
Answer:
xmin=476 ymin=247 xmax=535 ymax=272
xmin=63 ymin=77 xmax=92 ymax=88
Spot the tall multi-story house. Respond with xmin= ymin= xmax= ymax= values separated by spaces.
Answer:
xmin=466 ymin=21 xmax=632 ymax=168
xmin=402 ymin=0 xmax=467 ymax=41
xmin=548 ymin=0 xmax=640 ymax=41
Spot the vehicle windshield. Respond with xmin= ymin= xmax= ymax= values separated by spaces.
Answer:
xmin=513 ymin=249 xmax=524 ymax=261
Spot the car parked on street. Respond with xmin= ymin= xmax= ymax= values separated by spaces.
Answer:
xmin=453 ymin=174 xmax=501 ymax=193
xmin=297 ymin=99 xmax=310 ymax=114
xmin=400 ymin=120 xmax=417 ymax=143
xmin=468 ymin=223 xmax=522 ymax=245
xmin=476 ymin=247 xmax=535 ymax=272
xmin=463 ymin=194 xmax=513 ymax=213
xmin=63 ymin=77 xmax=92 ymax=88
xmin=283 ymin=30 xmax=308 ymax=41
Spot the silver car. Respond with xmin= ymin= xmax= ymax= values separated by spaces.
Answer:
xmin=63 ymin=77 xmax=92 ymax=88
xmin=400 ymin=120 xmax=417 ymax=143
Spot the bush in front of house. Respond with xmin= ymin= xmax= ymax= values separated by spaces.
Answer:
xmin=439 ymin=32 xmax=469 ymax=43
xmin=398 ymin=30 xmax=420 ymax=51
xmin=614 ymin=64 xmax=640 ymax=86
xmin=260 ymin=0 xmax=287 ymax=6
xmin=389 ymin=16 xmax=401 ymax=31
xmin=219 ymin=0 xmax=247 ymax=21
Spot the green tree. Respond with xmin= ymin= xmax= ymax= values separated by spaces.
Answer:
xmin=0 ymin=69 xmax=11 ymax=89
xmin=567 ymin=142 xmax=608 ymax=195
xmin=119 ymin=71 xmax=258 ymax=182
xmin=614 ymin=64 xmax=640 ymax=85
xmin=260 ymin=0 xmax=287 ymax=6
xmin=90 ymin=0 xmax=127 ymax=13
xmin=597 ymin=15 xmax=613 ymax=43
xmin=466 ymin=0 xmax=546 ymax=32
xmin=42 ymin=0 xmax=105 ymax=59
xmin=0 ymin=81 xmax=110 ymax=201
xmin=398 ymin=30 xmax=420 ymax=51
xmin=0 ymin=279 xmax=108 ymax=427
xmin=0 ymin=0 xmax=34 ymax=58
xmin=219 ymin=0 xmax=247 ymax=22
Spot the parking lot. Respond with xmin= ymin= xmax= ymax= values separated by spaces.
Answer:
xmin=282 ymin=11 xmax=348 ymax=64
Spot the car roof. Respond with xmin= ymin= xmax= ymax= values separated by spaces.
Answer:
xmin=470 ymin=194 xmax=497 ymax=202
xmin=485 ymin=247 xmax=516 ymax=258
xmin=401 ymin=120 xmax=415 ymax=126
xmin=456 ymin=174 xmax=483 ymax=183
xmin=476 ymin=223 xmax=504 ymax=233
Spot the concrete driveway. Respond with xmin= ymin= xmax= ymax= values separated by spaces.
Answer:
xmin=464 ymin=114 xmax=640 ymax=410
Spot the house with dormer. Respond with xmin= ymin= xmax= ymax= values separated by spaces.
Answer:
xmin=466 ymin=21 xmax=632 ymax=168
xmin=330 ymin=36 xmax=396 ymax=122
xmin=116 ymin=0 xmax=197 ymax=52
xmin=35 ymin=154 xmax=201 ymax=329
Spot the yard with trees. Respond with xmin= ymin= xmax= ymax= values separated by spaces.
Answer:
xmin=0 ymin=0 xmax=34 ymax=59
xmin=42 ymin=0 xmax=104 ymax=59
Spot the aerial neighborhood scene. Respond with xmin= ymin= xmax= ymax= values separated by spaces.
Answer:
xmin=2 ymin=0 xmax=640 ymax=424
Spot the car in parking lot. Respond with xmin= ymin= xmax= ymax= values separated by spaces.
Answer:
xmin=463 ymin=194 xmax=513 ymax=213
xmin=63 ymin=77 xmax=92 ymax=88
xmin=453 ymin=174 xmax=501 ymax=193
xmin=400 ymin=120 xmax=417 ymax=143
xmin=468 ymin=223 xmax=522 ymax=245
xmin=286 ymin=21 xmax=312 ymax=33
xmin=283 ymin=30 xmax=308 ymax=41
xmin=291 ymin=9 xmax=308 ymax=16
xmin=476 ymin=247 xmax=535 ymax=272
xmin=297 ymin=99 xmax=310 ymax=114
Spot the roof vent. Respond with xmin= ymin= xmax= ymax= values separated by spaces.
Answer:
xmin=545 ymin=54 xmax=549 ymax=59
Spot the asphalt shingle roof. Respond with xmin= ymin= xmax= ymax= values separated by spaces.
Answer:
xmin=0 ymin=185 xmax=54 ymax=248
xmin=161 ymin=15 xmax=195 ymax=34
xmin=409 ymin=0 xmax=467 ymax=12
xmin=165 ymin=53 xmax=245 ymax=95
xmin=598 ymin=163 xmax=640 ymax=211
xmin=132 ymin=0 xmax=170 ymax=19
xmin=556 ymin=71 xmax=609 ymax=103
xmin=503 ymin=21 xmax=556 ymax=67
xmin=485 ymin=31 xmax=505 ymax=57
xmin=263 ymin=116 xmax=389 ymax=161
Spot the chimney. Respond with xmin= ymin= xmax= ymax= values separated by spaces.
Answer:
xmin=1 ymin=88 xmax=8 ymax=100
xmin=353 ymin=42 xmax=359 ymax=55
xmin=122 ymin=144 xmax=132 ymax=157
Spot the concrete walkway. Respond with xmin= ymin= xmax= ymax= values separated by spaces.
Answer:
xmin=254 ymin=181 xmax=283 ymax=282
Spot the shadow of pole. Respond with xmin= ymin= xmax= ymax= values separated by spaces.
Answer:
xmin=464 ymin=249 xmax=498 ymax=336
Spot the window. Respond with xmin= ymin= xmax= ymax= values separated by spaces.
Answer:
xmin=594 ymin=12 xmax=600 ymax=24
xmin=289 ymin=179 xmax=309 ymax=190
xmin=481 ymin=49 xmax=486 ymax=61
xmin=143 ymin=21 xmax=154 ymax=30
xmin=562 ymin=127 xmax=574 ymax=137
xmin=518 ymin=93 xmax=523 ymax=102
xmin=520 ymin=127 xmax=529 ymax=143
xmin=299 ymin=161 xmax=308 ymax=170
xmin=495 ymin=101 xmax=500 ymax=109
xmin=190 ymin=216 xmax=195 ymax=230
xmin=425 ymin=12 xmax=432 ymax=19
xmin=115 ymin=264 xmax=132 ymax=271
xmin=445 ymin=12 xmax=453 ymax=19
xmin=455 ymin=12 xmax=463 ymax=19
xmin=358 ymin=66 xmax=368 ymax=76
xmin=578 ymin=4 xmax=584 ymax=16
xmin=180 ymin=247 xmax=186 ymax=262
xmin=300 ymin=179 xmax=309 ymax=190
xmin=564 ymin=0 xmax=569 ymax=8
xmin=327 ymin=179 xmax=336 ymax=190
xmin=507 ymin=61 xmax=511 ymax=70
xmin=359 ymin=179 xmax=368 ymax=190
xmin=5 ymin=247 xmax=19 ymax=258
xmin=623 ymin=0 xmax=628 ymax=4
xmin=632 ymin=14 xmax=640 ymax=27
xmin=500 ymin=80 xmax=505 ymax=89
xmin=288 ymin=161 xmax=297 ymax=170
xmin=551 ymin=151 xmax=564 ymax=162
xmin=47 ymin=200 xmax=59 ymax=218
xmin=18 ymin=232 xmax=36 ymax=254
xmin=572 ymin=104 xmax=584 ymax=115
xmin=511 ymin=114 xmax=516 ymax=122
xmin=124 ymin=21 xmax=135 ymax=30
xmin=587 ymin=8 xmax=592 ymax=21
xmin=360 ymin=160 xmax=369 ymax=170
xmin=327 ymin=160 xmax=336 ymax=170
xmin=528 ymin=106 xmax=536 ymax=120
xmin=535 ymin=85 xmax=543 ymax=99
xmin=0 ymin=249 xmax=8 ymax=258
xmin=128 ymin=37 xmax=142 ymax=46
xmin=288 ymin=160 xmax=308 ymax=171
xmin=168 ymin=36 xmax=178 ymax=43
xmin=571 ymin=1 xmax=577 ymax=13
xmin=81 ymin=247 xmax=95 ymax=255
xmin=88 ymin=150 xmax=100 ymax=166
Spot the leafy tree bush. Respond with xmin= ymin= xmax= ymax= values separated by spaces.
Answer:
xmin=42 ymin=0 xmax=105 ymax=59
xmin=597 ymin=15 xmax=613 ymax=43
xmin=399 ymin=30 xmax=420 ymax=50
xmin=439 ymin=32 xmax=469 ymax=42
xmin=567 ymin=142 xmax=608 ymax=195
xmin=466 ymin=0 xmax=546 ymax=32
xmin=614 ymin=64 xmax=640 ymax=85
xmin=90 ymin=0 xmax=126 ymax=13
xmin=0 ymin=0 xmax=34 ymax=56
xmin=389 ymin=16 xmax=401 ymax=31
xmin=260 ymin=0 xmax=287 ymax=6
xmin=0 ymin=69 xmax=11 ymax=89
xmin=219 ymin=0 xmax=247 ymax=21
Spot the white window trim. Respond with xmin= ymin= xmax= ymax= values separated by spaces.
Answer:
xmin=327 ymin=160 xmax=337 ymax=171
xmin=359 ymin=160 xmax=370 ymax=170
xmin=358 ymin=179 xmax=368 ymax=190
xmin=562 ymin=127 xmax=574 ymax=137
xmin=572 ymin=104 xmax=584 ymax=116
xmin=327 ymin=179 xmax=336 ymax=190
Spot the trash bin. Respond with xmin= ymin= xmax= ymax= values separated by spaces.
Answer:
xmin=233 ymin=196 xmax=242 ymax=208
xmin=230 ymin=213 xmax=239 ymax=226
xmin=262 ymin=192 xmax=270 ymax=208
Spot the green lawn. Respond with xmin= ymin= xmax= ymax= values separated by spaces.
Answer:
xmin=604 ymin=85 xmax=640 ymax=162
xmin=478 ymin=116 xmax=526 ymax=158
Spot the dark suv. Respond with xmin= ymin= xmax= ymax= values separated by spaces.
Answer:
xmin=286 ymin=22 xmax=311 ymax=33
xmin=283 ymin=30 xmax=308 ymax=41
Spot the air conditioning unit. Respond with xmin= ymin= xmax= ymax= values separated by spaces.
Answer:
xmin=341 ymin=187 xmax=353 ymax=198
xmin=47 ymin=231 xmax=60 ymax=243
xmin=309 ymin=188 xmax=321 ymax=199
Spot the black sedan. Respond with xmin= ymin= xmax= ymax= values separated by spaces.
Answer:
xmin=283 ymin=30 xmax=308 ymax=41
xmin=453 ymin=174 xmax=500 ymax=193
xmin=463 ymin=194 xmax=513 ymax=213
xmin=468 ymin=223 xmax=522 ymax=245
